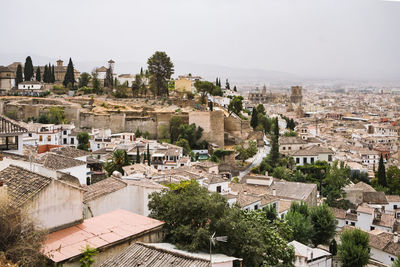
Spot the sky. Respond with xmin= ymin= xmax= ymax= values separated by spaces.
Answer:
xmin=1 ymin=0 xmax=400 ymax=81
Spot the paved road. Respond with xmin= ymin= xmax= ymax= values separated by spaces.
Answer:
xmin=238 ymin=138 xmax=270 ymax=179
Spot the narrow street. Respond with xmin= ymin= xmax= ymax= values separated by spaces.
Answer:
xmin=238 ymin=138 xmax=270 ymax=179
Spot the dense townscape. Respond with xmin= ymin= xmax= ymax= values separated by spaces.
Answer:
xmin=2 ymin=0 xmax=400 ymax=266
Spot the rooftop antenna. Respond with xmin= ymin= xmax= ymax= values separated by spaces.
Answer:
xmin=209 ymin=232 xmax=228 ymax=266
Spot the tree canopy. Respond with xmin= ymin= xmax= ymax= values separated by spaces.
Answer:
xmin=148 ymin=180 xmax=295 ymax=266
xmin=77 ymin=132 xmax=90 ymax=151
xmin=24 ymin=56 xmax=34 ymax=81
xmin=228 ymin=96 xmax=243 ymax=116
xmin=147 ymin=51 xmax=174 ymax=97
xmin=104 ymin=149 xmax=130 ymax=176
xmin=338 ymin=228 xmax=370 ymax=267
xmin=63 ymin=58 xmax=75 ymax=87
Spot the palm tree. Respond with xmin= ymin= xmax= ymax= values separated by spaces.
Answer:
xmin=104 ymin=149 xmax=130 ymax=176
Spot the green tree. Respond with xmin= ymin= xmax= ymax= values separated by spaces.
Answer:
xmin=233 ymin=85 xmax=237 ymax=92
xmin=394 ymin=255 xmax=400 ymax=267
xmin=77 ymin=132 xmax=90 ymax=151
xmin=24 ymin=56 xmax=34 ymax=81
xmin=79 ymin=72 xmax=91 ymax=88
xmin=43 ymin=65 xmax=49 ymax=83
xmin=51 ymin=65 xmax=55 ymax=83
xmin=104 ymin=64 xmax=113 ymax=88
xmin=283 ymin=130 xmax=297 ymax=137
xmin=147 ymin=144 xmax=151 ymax=166
xmin=35 ymin=67 xmax=41 ymax=82
xmin=269 ymin=117 xmax=280 ymax=167
xmin=338 ymin=228 xmax=370 ymax=267
xmin=309 ymin=203 xmax=336 ymax=246
xmin=15 ymin=64 xmax=23 ymax=86
xmin=225 ymin=79 xmax=230 ymax=89
xmin=234 ymin=140 xmax=258 ymax=162
xmin=329 ymin=239 xmax=337 ymax=256
xmin=148 ymin=181 xmax=294 ymax=266
xmin=131 ymin=74 xmax=143 ymax=97
xmin=228 ymin=96 xmax=243 ymax=116
xmin=91 ymin=71 xmax=102 ymax=94
xmin=285 ymin=208 xmax=313 ymax=245
xmin=147 ymin=51 xmax=174 ymax=96
xmin=170 ymin=117 xmax=184 ymax=144
xmin=140 ymin=67 xmax=144 ymax=76
xmin=387 ymin=166 xmax=400 ymax=194
xmin=80 ymin=245 xmax=98 ymax=267
xmin=176 ymin=138 xmax=191 ymax=156
xmin=63 ymin=58 xmax=75 ymax=87
xmin=194 ymin=80 xmax=215 ymax=104
xmin=136 ymin=147 xmax=141 ymax=163
xmin=250 ymin=107 xmax=258 ymax=129
xmin=377 ymin=154 xmax=387 ymax=187
xmin=104 ymin=149 xmax=130 ymax=175
xmin=45 ymin=106 xmax=66 ymax=124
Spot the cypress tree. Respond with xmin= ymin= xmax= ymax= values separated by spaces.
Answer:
xmin=377 ymin=154 xmax=387 ymax=187
xmin=24 ymin=56 xmax=34 ymax=81
xmin=226 ymin=79 xmax=230 ymax=89
xmin=51 ymin=65 xmax=55 ymax=83
xmin=35 ymin=67 xmax=41 ymax=82
xmin=15 ymin=64 xmax=23 ymax=86
xmin=270 ymin=118 xmax=280 ymax=166
xmin=233 ymin=85 xmax=237 ymax=92
xmin=43 ymin=65 xmax=48 ymax=83
xmin=140 ymin=67 xmax=144 ymax=76
xmin=63 ymin=58 xmax=75 ymax=87
xmin=147 ymin=144 xmax=151 ymax=166
xmin=250 ymin=107 xmax=258 ymax=129
xmin=136 ymin=147 xmax=140 ymax=163
xmin=215 ymin=77 xmax=219 ymax=86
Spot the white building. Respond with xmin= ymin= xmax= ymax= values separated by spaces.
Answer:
xmin=291 ymin=145 xmax=333 ymax=166
xmin=289 ymin=240 xmax=332 ymax=267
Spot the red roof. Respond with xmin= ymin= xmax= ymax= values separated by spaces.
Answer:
xmin=42 ymin=209 xmax=164 ymax=263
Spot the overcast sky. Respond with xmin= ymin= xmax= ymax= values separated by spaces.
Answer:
xmin=1 ymin=0 xmax=400 ymax=80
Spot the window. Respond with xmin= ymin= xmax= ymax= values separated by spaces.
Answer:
xmin=351 ymin=222 xmax=355 ymax=226
xmin=63 ymin=130 xmax=67 ymax=135
xmin=296 ymin=158 xmax=300 ymax=164
xmin=254 ymin=204 xmax=259 ymax=210
xmin=47 ymin=135 xmax=51 ymax=141
xmin=288 ymin=146 xmax=291 ymax=150
xmin=283 ymin=147 xmax=286 ymax=150
xmin=311 ymin=157 xmax=314 ymax=164
xmin=28 ymin=133 xmax=32 ymax=137
xmin=71 ymin=138 xmax=74 ymax=144
xmin=370 ymin=226 xmax=375 ymax=230
xmin=303 ymin=157 xmax=307 ymax=164
xmin=216 ymin=186 xmax=222 ymax=193
xmin=328 ymin=155 xmax=333 ymax=161
xmin=63 ymin=138 xmax=67 ymax=144
xmin=97 ymin=144 xmax=100 ymax=149
xmin=394 ymin=205 xmax=398 ymax=209
xmin=39 ymin=135 xmax=43 ymax=141
xmin=345 ymin=221 xmax=348 ymax=225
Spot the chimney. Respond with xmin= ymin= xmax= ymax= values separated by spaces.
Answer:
xmin=394 ymin=232 xmax=398 ymax=243
xmin=272 ymin=189 xmax=276 ymax=196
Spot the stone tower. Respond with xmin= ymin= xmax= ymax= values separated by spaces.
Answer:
xmin=290 ymin=86 xmax=303 ymax=104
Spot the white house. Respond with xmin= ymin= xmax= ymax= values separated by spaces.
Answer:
xmin=0 ymin=165 xmax=83 ymax=231
xmin=83 ymin=176 xmax=165 ymax=218
xmin=368 ymin=229 xmax=400 ymax=266
xmin=289 ymin=240 xmax=332 ymax=267
xmin=291 ymin=145 xmax=333 ymax=166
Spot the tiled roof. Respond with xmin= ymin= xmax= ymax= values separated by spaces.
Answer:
xmin=236 ymin=192 xmax=261 ymax=207
xmin=269 ymin=181 xmax=317 ymax=202
xmin=332 ymin=208 xmax=346 ymax=219
xmin=356 ymin=204 xmax=374 ymax=214
xmin=0 ymin=165 xmax=51 ymax=207
xmin=83 ymin=177 xmax=127 ymax=202
xmin=40 ymin=153 xmax=86 ymax=170
xmin=373 ymin=213 xmax=395 ymax=228
xmin=387 ymin=195 xmax=400 ymax=203
xmin=100 ymin=243 xmax=210 ymax=267
xmin=369 ymin=230 xmax=400 ymax=255
xmin=290 ymin=145 xmax=333 ymax=156
xmin=347 ymin=181 xmax=376 ymax=192
xmin=278 ymin=199 xmax=292 ymax=213
xmin=50 ymin=146 xmax=90 ymax=159
xmin=43 ymin=210 xmax=164 ymax=263
xmin=363 ymin=192 xmax=388 ymax=204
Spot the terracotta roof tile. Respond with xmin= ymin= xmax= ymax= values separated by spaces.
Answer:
xmin=83 ymin=177 xmax=127 ymax=203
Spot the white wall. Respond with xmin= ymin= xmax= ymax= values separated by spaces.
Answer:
xmin=356 ymin=212 xmax=373 ymax=231
xmin=370 ymin=247 xmax=396 ymax=267
xmin=26 ymin=180 xmax=83 ymax=230
xmin=60 ymin=165 xmax=90 ymax=185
